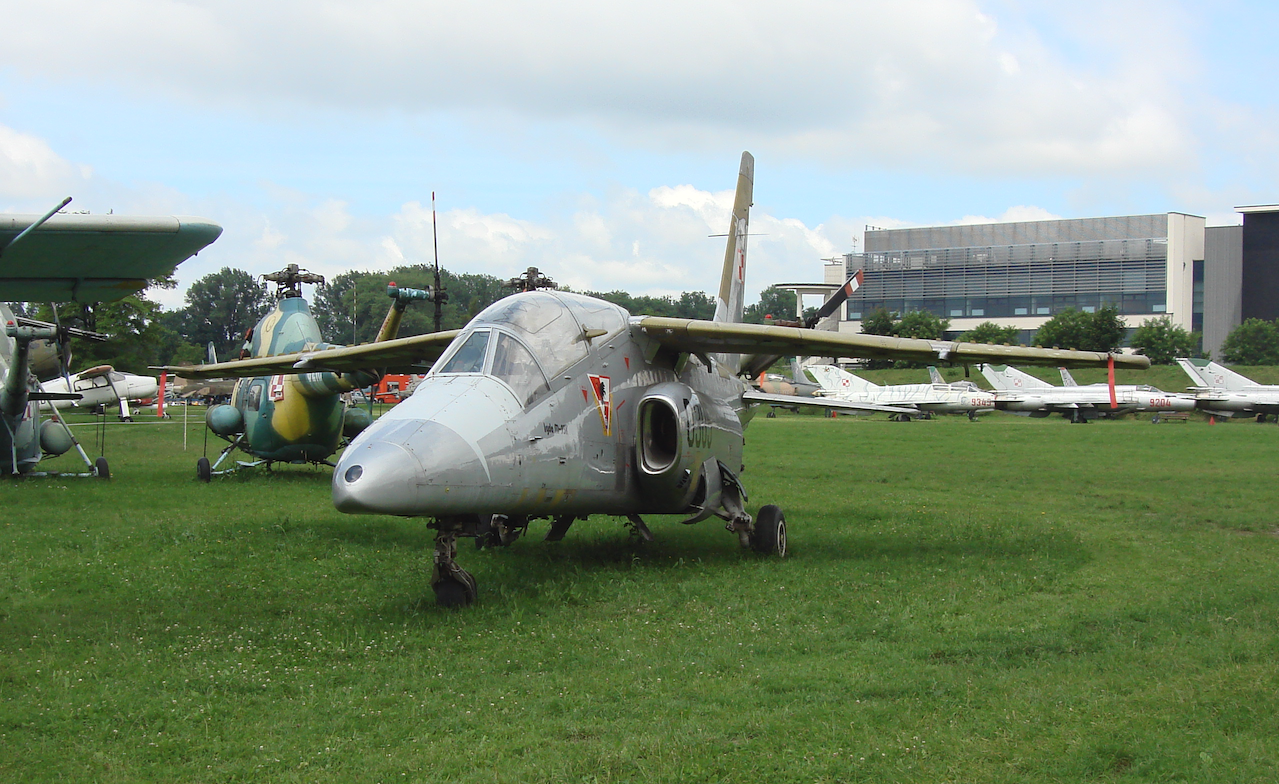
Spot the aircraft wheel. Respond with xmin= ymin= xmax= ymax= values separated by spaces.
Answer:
xmin=433 ymin=569 xmax=477 ymax=608
xmin=751 ymin=504 xmax=787 ymax=557
xmin=94 ymin=457 xmax=110 ymax=480
xmin=196 ymin=457 xmax=212 ymax=483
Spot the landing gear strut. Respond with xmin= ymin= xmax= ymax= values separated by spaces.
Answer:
xmin=431 ymin=523 xmax=477 ymax=608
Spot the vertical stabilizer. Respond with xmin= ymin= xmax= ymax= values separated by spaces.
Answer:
xmin=808 ymin=364 xmax=880 ymax=395
xmin=1195 ymin=360 xmax=1258 ymax=391
xmin=1059 ymin=367 xmax=1078 ymax=386
xmin=713 ymin=152 xmax=754 ymax=326
xmin=1175 ymin=357 xmax=1209 ymax=387
xmin=928 ymin=366 xmax=945 ymax=384
xmin=979 ymin=364 xmax=1055 ymax=391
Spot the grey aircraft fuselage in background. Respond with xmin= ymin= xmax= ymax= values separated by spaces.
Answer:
xmin=980 ymin=363 xmax=1194 ymax=423
xmin=1176 ymin=358 xmax=1279 ymax=419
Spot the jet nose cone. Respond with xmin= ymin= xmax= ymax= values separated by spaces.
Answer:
xmin=333 ymin=419 xmax=494 ymax=516
xmin=333 ymin=439 xmax=422 ymax=515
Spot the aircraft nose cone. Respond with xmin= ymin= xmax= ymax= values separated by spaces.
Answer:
xmin=333 ymin=419 xmax=492 ymax=515
xmin=333 ymin=439 xmax=422 ymax=514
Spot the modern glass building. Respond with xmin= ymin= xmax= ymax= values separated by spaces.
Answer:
xmin=832 ymin=213 xmax=1205 ymax=345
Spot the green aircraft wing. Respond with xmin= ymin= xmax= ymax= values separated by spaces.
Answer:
xmin=161 ymin=330 xmax=462 ymax=379
xmin=635 ymin=317 xmax=1151 ymax=370
xmin=0 ymin=213 xmax=222 ymax=302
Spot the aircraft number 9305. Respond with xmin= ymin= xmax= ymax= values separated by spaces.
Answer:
xmin=686 ymin=402 xmax=712 ymax=449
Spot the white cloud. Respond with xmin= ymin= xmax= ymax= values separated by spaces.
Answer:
xmin=0 ymin=0 xmax=1204 ymax=177
xmin=0 ymin=123 xmax=90 ymax=202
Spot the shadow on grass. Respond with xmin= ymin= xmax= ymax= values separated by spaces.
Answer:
xmin=362 ymin=516 xmax=1091 ymax=623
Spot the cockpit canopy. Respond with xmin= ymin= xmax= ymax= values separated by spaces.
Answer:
xmin=432 ymin=291 xmax=630 ymax=405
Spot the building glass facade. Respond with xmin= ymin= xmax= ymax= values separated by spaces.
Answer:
xmin=834 ymin=214 xmax=1200 ymax=340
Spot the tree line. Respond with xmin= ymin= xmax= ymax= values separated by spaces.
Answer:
xmin=26 ymin=263 xmax=1279 ymax=373
xmin=857 ymin=305 xmax=1202 ymax=366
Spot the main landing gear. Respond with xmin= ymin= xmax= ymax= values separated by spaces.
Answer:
xmin=428 ymin=498 xmax=789 ymax=608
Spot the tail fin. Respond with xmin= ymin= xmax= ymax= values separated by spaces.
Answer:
xmin=713 ymin=151 xmax=754 ymax=325
xmin=928 ymin=366 xmax=945 ymax=384
xmin=979 ymin=364 xmax=1054 ymax=391
xmin=1175 ymin=357 xmax=1208 ymax=387
xmin=206 ymin=342 xmax=218 ymax=364
xmin=1194 ymin=360 xmax=1258 ymax=391
xmin=1059 ymin=367 xmax=1078 ymax=386
xmin=808 ymin=364 xmax=880 ymax=394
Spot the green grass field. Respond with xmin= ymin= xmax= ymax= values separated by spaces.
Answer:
xmin=3 ymin=411 xmax=1278 ymax=782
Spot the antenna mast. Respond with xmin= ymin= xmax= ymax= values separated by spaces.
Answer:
xmin=432 ymin=192 xmax=446 ymax=332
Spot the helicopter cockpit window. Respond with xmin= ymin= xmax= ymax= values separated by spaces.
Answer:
xmin=245 ymin=381 xmax=263 ymax=411
xmin=490 ymin=332 xmax=550 ymax=406
xmin=436 ymin=330 xmax=491 ymax=374
xmin=473 ymin=293 xmax=587 ymax=376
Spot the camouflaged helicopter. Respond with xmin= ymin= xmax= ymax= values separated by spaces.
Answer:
xmin=166 ymin=153 xmax=1149 ymax=607
xmin=2 ymin=201 xmax=221 ymax=477
xmin=185 ymin=264 xmax=441 ymax=480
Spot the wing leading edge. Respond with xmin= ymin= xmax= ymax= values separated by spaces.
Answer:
xmin=0 ymin=213 xmax=223 ymax=302
xmin=159 ymin=330 xmax=461 ymax=379
xmin=636 ymin=317 xmax=1151 ymax=370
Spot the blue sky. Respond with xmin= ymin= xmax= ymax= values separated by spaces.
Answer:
xmin=2 ymin=0 xmax=1276 ymax=310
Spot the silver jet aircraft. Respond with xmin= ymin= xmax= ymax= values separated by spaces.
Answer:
xmin=980 ymin=363 xmax=1193 ymax=423
xmin=1176 ymin=358 xmax=1279 ymax=420
xmin=170 ymin=153 xmax=1148 ymax=606
xmin=808 ymin=364 xmax=995 ymax=420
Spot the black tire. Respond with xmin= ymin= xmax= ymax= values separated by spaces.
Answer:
xmin=94 ymin=457 xmax=110 ymax=480
xmin=196 ymin=457 xmax=212 ymax=483
xmin=433 ymin=569 xmax=477 ymax=608
xmin=751 ymin=504 xmax=787 ymax=557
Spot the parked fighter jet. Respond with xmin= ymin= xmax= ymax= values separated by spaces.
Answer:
xmin=1176 ymin=358 xmax=1279 ymax=420
xmin=178 ymin=266 xmax=441 ymax=480
xmin=809 ymin=364 xmax=995 ymax=420
xmin=165 ymin=153 xmax=1148 ymax=607
xmin=980 ymin=363 xmax=1193 ymax=422
xmin=1 ymin=201 xmax=221 ymax=475
xmin=39 ymin=365 xmax=158 ymax=420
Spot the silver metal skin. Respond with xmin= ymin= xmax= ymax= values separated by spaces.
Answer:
xmin=1177 ymin=358 xmax=1279 ymax=418
xmin=980 ymin=363 xmax=1195 ymax=422
xmin=335 ymin=295 xmax=750 ymax=519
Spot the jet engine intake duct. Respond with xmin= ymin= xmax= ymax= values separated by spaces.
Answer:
xmin=636 ymin=382 xmax=704 ymax=511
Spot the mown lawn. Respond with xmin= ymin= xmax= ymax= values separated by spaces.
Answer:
xmin=2 ymin=412 xmax=1277 ymax=782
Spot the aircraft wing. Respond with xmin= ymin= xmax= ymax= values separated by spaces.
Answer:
xmin=159 ymin=330 xmax=461 ymax=379
xmin=635 ymin=318 xmax=1151 ymax=370
xmin=0 ymin=213 xmax=222 ymax=302
xmin=742 ymin=389 xmax=915 ymax=415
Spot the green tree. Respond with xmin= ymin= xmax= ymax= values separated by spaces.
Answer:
xmin=744 ymin=286 xmax=798 ymax=324
xmin=1033 ymin=306 xmax=1125 ymax=352
xmin=171 ymin=268 xmax=270 ymax=360
xmin=33 ymin=282 xmax=179 ymax=374
xmin=1220 ymin=318 xmax=1279 ymax=365
xmin=894 ymin=310 xmax=950 ymax=340
xmin=963 ymin=321 xmax=1019 ymax=345
xmin=859 ymin=307 xmax=896 ymax=336
xmin=1129 ymin=316 xmax=1197 ymax=365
